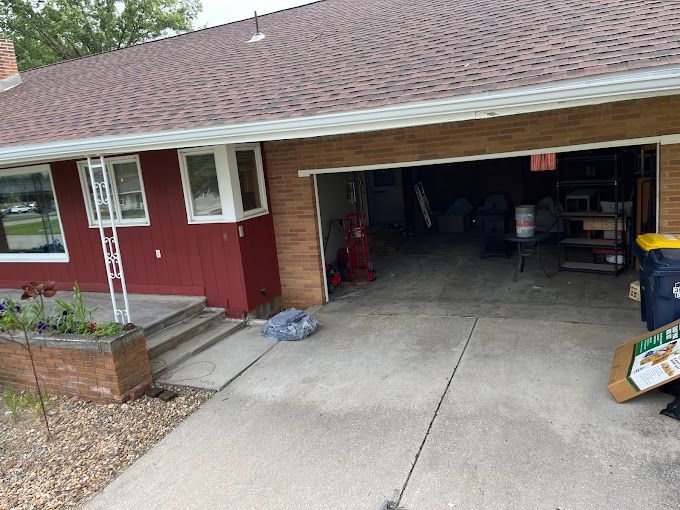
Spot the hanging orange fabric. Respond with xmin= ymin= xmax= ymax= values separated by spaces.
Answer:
xmin=530 ymin=153 xmax=557 ymax=172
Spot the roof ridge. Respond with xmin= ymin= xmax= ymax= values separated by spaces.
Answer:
xmin=22 ymin=0 xmax=328 ymax=74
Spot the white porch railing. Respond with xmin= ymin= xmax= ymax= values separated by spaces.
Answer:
xmin=86 ymin=156 xmax=131 ymax=324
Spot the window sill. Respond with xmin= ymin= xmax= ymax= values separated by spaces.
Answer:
xmin=87 ymin=220 xmax=151 ymax=228
xmin=240 ymin=208 xmax=270 ymax=221
xmin=0 ymin=254 xmax=70 ymax=263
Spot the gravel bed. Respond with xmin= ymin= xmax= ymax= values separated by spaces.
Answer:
xmin=0 ymin=386 xmax=212 ymax=509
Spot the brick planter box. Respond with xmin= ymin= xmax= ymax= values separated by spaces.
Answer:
xmin=0 ymin=327 xmax=152 ymax=402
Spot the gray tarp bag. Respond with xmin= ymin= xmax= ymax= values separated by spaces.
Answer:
xmin=261 ymin=309 xmax=318 ymax=341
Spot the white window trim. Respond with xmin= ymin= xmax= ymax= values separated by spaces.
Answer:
xmin=178 ymin=143 xmax=269 ymax=224
xmin=234 ymin=143 xmax=269 ymax=219
xmin=77 ymin=155 xmax=151 ymax=228
xmin=0 ymin=163 xmax=69 ymax=263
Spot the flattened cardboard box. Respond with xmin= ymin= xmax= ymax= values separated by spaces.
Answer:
xmin=608 ymin=319 xmax=680 ymax=402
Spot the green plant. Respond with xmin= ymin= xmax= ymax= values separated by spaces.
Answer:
xmin=55 ymin=283 xmax=99 ymax=334
xmin=3 ymin=384 xmax=24 ymax=422
xmin=0 ymin=282 xmax=57 ymax=437
xmin=93 ymin=322 xmax=123 ymax=336
xmin=25 ymin=391 xmax=53 ymax=419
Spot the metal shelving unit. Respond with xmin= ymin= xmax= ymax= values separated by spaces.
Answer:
xmin=557 ymin=154 xmax=625 ymax=276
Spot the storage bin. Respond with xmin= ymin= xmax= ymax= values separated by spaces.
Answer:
xmin=634 ymin=234 xmax=680 ymax=330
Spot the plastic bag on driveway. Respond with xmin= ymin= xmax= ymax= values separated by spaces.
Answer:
xmin=261 ymin=309 xmax=318 ymax=341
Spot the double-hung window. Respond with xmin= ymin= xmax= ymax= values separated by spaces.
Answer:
xmin=178 ymin=143 xmax=268 ymax=223
xmin=77 ymin=155 xmax=150 ymax=227
xmin=0 ymin=164 xmax=69 ymax=262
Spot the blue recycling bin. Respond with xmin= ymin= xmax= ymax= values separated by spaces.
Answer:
xmin=643 ymin=248 xmax=680 ymax=331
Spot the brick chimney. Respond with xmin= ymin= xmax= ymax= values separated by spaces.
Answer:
xmin=0 ymin=39 xmax=22 ymax=91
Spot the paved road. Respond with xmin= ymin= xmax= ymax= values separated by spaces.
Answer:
xmin=86 ymin=310 xmax=680 ymax=509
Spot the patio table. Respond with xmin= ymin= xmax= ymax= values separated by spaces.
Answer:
xmin=504 ymin=231 xmax=551 ymax=282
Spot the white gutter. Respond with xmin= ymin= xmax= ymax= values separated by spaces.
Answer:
xmin=2 ymin=65 xmax=680 ymax=167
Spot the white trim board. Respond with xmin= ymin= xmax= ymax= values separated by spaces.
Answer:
xmin=298 ymin=135 xmax=680 ymax=176
xmin=313 ymin=174 xmax=330 ymax=303
xmin=3 ymin=65 xmax=680 ymax=167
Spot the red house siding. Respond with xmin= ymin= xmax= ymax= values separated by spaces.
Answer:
xmin=0 ymin=149 xmax=281 ymax=318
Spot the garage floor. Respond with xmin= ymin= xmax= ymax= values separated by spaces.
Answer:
xmin=330 ymin=232 xmax=641 ymax=327
xmin=86 ymin=233 xmax=680 ymax=509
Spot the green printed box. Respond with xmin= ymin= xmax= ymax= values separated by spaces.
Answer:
xmin=608 ymin=320 xmax=680 ymax=402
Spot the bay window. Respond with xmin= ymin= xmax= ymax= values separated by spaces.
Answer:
xmin=178 ymin=143 xmax=268 ymax=223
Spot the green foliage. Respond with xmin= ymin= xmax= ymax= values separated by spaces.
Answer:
xmin=3 ymin=384 xmax=24 ymax=421
xmin=27 ymin=390 xmax=53 ymax=418
xmin=2 ymin=384 xmax=53 ymax=421
xmin=0 ymin=283 xmax=123 ymax=337
xmin=0 ymin=0 xmax=202 ymax=70
xmin=55 ymin=282 xmax=96 ymax=329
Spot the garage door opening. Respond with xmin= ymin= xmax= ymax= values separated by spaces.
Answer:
xmin=315 ymin=145 xmax=657 ymax=325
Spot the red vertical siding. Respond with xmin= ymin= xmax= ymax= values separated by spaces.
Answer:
xmin=238 ymin=214 xmax=282 ymax=310
xmin=0 ymin=149 xmax=281 ymax=318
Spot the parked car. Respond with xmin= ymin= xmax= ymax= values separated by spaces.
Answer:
xmin=9 ymin=205 xmax=33 ymax=214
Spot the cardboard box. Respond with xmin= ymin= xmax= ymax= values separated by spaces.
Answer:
xmin=436 ymin=215 xmax=468 ymax=233
xmin=608 ymin=319 xmax=680 ymax=402
xmin=629 ymin=280 xmax=641 ymax=302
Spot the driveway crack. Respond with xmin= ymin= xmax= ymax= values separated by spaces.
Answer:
xmin=395 ymin=316 xmax=479 ymax=508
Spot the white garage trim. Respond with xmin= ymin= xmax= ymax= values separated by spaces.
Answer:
xmin=313 ymin=174 xmax=330 ymax=303
xmin=299 ymin=134 xmax=680 ymax=177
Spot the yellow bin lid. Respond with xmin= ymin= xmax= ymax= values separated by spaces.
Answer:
xmin=636 ymin=233 xmax=680 ymax=251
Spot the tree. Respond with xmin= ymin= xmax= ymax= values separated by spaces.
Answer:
xmin=0 ymin=0 xmax=201 ymax=70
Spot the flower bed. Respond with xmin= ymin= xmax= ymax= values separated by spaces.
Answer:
xmin=0 ymin=326 xmax=152 ymax=402
xmin=0 ymin=282 xmax=152 ymax=403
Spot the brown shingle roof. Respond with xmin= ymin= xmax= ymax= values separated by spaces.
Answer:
xmin=2 ymin=0 xmax=680 ymax=148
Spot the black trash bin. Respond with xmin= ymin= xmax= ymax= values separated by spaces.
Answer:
xmin=634 ymin=234 xmax=680 ymax=331
xmin=645 ymin=249 xmax=680 ymax=331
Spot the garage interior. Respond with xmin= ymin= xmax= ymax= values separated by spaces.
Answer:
xmin=316 ymin=145 xmax=657 ymax=326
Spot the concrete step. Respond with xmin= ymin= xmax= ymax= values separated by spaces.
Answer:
xmin=146 ymin=307 xmax=225 ymax=359
xmin=143 ymin=297 xmax=207 ymax=337
xmin=150 ymin=320 xmax=245 ymax=377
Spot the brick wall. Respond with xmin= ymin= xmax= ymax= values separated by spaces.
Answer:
xmin=263 ymin=95 xmax=680 ymax=308
xmin=0 ymin=331 xmax=152 ymax=402
xmin=659 ymin=143 xmax=680 ymax=233
xmin=0 ymin=39 xmax=19 ymax=80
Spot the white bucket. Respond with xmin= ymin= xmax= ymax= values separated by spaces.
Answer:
xmin=515 ymin=205 xmax=535 ymax=238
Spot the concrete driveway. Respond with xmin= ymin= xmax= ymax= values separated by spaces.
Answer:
xmin=87 ymin=308 xmax=680 ymax=509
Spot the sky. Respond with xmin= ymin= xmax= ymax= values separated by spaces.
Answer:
xmin=196 ymin=0 xmax=320 ymax=28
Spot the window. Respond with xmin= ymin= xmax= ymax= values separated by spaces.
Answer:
xmin=236 ymin=149 xmax=263 ymax=213
xmin=77 ymin=155 xmax=150 ymax=227
xmin=0 ymin=164 xmax=68 ymax=262
xmin=183 ymin=150 xmax=224 ymax=218
xmin=178 ymin=143 xmax=268 ymax=223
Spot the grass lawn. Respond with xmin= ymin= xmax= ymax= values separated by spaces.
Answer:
xmin=2 ymin=218 xmax=61 ymax=236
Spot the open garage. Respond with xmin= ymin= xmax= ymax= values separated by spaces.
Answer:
xmin=312 ymin=144 xmax=657 ymax=327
